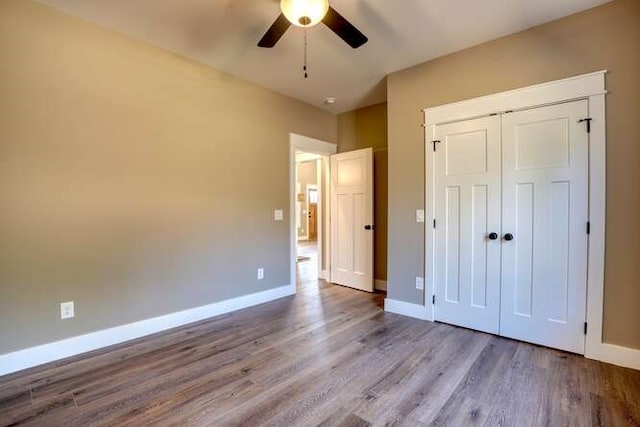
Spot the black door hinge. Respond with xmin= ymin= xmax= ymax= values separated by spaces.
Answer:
xmin=432 ymin=295 xmax=436 ymax=305
xmin=587 ymin=222 xmax=591 ymax=235
xmin=432 ymin=140 xmax=441 ymax=152
xmin=579 ymin=118 xmax=593 ymax=133
xmin=584 ymin=322 xmax=588 ymax=335
xmin=433 ymin=219 xmax=436 ymax=229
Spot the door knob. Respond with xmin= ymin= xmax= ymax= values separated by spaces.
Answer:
xmin=364 ymin=225 xmax=374 ymax=230
xmin=488 ymin=232 xmax=498 ymax=240
xmin=504 ymin=233 xmax=514 ymax=241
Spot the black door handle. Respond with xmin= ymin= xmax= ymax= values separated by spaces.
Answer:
xmin=488 ymin=232 xmax=498 ymax=240
xmin=504 ymin=233 xmax=514 ymax=241
xmin=364 ymin=225 xmax=374 ymax=230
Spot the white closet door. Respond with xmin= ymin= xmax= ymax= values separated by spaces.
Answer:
xmin=330 ymin=148 xmax=374 ymax=292
xmin=500 ymin=100 xmax=589 ymax=354
xmin=434 ymin=116 xmax=502 ymax=334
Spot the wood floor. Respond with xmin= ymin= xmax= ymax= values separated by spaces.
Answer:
xmin=1 ymin=253 xmax=639 ymax=426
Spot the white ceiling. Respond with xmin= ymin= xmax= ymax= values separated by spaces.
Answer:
xmin=36 ymin=0 xmax=610 ymax=113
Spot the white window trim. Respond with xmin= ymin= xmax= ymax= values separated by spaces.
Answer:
xmin=417 ymin=70 xmax=637 ymax=369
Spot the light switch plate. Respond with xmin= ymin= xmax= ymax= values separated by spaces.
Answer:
xmin=60 ymin=301 xmax=74 ymax=320
xmin=415 ymin=277 xmax=424 ymax=290
xmin=274 ymin=209 xmax=284 ymax=221
xmin=416 ymin=209 xmax=425 ymax=223
xmin=257 ymin=268 xmax=264 ymax=280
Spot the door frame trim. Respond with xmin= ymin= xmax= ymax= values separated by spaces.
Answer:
xmin=289 ymin=134 xmax=337 ymax=290
xmin=422 ymin=71 xmax=610 ymax=364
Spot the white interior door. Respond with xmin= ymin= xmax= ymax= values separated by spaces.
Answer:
xmin=330 ymin=148 xmax=374 ymax=292
xmin=500 ymin=100 xmax=589 ymax=354
xmin=434 ymin=116 xmax=502 ymax=334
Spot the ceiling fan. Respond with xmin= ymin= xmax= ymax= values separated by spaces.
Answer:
xmin=258 ymin=0 xmax=368 ymax=49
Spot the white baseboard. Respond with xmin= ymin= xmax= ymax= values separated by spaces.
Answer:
xmin=318 ymin=270 xmax=329 ymax=281
xmin=595 ymin=343 xmax=640 ymax=371
xmin=384 ymin=298 xmax=431 ymax=321
xmin=0 ymin=284 xmax=295 ymax=377
xmin=374 ymin=279 xmax=387 ymax=291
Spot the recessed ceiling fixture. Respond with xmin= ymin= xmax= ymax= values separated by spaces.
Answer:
xmin=324 ymin=97 xmax=336 ymax=105
xmin=258 ymin=0 xmax=368 ymax=49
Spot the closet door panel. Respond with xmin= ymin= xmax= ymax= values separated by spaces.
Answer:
xmin=500 ymin=100 xmax=589 ymax=354
xmin=434 ymin=116 xmax=501 ymax=334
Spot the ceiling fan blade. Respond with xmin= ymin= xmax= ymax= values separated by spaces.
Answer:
xmin=258 ymin=13 xmax=291 ymax=48
xmin=322 ymin=6 xmax=368 ymax=49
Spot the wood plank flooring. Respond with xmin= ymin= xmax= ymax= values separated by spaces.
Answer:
xmin=1 ymin=254 xmax=639 ymax=426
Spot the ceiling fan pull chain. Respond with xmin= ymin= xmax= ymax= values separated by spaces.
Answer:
xmin=303 ymin=28 xmax=308 ymax=79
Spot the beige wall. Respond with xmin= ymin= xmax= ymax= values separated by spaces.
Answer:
xmin=387 ymin=0 xmax=640 ymax=349
xmin=0 ymin=0 xmax=336 ymax=354
xmin=337 ymin=103 xmax=388 ymax=281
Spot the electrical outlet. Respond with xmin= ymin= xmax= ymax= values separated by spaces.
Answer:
xmin=274 ymin=210 xmax=283 ymax=221
xmin=60 ymin=301 xmax=74 ymax=320
xmin=415 ymin=277 xmax=424 ymax=290
xmin=257 ymin=268 xmax=264 ymax=280
xmin=416 ymin=209 xmax=425 ymax=223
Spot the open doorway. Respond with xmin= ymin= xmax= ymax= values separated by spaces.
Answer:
xmin=289 ymin=134 xmax=337 ymax=290
xmin=295 ymin=153 xmax=323 ymax=287
xmin=289 ymin=134 xmax=378 ymax=294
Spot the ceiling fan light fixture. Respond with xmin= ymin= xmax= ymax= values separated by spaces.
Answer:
xmin=280 ymin=0 xmax=329 ymax=27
